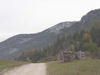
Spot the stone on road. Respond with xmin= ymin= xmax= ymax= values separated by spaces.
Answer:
xmin=3 ymin=63 xmax=46 ymax=75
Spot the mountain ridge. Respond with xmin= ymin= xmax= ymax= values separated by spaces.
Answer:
xmin=0 ymin=21 xmax=75 ymax=60
xmin=0 ymin=8 xmax=100 ymax=60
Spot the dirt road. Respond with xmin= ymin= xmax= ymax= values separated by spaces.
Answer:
xmin=2 ymin=63 xmax=46 ymax=75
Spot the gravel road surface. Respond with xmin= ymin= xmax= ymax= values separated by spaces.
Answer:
xmin=3 ymin=63 xmax=46 ymax=75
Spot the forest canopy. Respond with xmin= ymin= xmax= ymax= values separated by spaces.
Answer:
xmin=16 ymin=21 xmax=100 ymax=62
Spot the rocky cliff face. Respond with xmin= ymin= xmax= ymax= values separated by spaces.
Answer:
xmin=49 ymin=22 xmax=75 ymax=34
xmin=79 ymin=9 xmax=100 ymax=30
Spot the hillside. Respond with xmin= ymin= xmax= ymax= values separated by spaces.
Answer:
xmin=17 ymin=20 xmax=100 ymax=62
xmin=61 ymin=9 xmax=100 ymax=33
xmin=0 ymin=22 xmax=75 ymax=60
xmin=0 ymin=8 xmax=100 ymax=60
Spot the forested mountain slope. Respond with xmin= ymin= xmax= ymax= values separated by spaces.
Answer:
xmin=0 ymin=22 xmax=75 ymax=60
xmin=0 ymin=8 xmax=100 ymax=60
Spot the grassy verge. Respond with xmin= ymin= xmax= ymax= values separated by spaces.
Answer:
xmin=0 ymin=60 xmax=29 ymax=71
xmin=47 ymin=59 xmax=100 ymax=75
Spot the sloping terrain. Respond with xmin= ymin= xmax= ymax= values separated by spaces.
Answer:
xmin=0 ymin=22 xmax=75 ymax=60
xmin=0 ymin=8 xmax=100 ymax=60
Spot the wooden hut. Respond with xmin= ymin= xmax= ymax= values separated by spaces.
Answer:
xmin=62 ymin=51 xmax=75 ymax=62
xmin=62 ymin=50 xmax=85 ymax=62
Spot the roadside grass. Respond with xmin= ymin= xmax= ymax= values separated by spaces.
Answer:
xmin=0 ymin=60 xmax=29 ymax=71
xmin=47 ymin=59 xmax=100 ymax=75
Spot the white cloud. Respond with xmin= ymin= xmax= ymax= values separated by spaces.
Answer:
xmin=0 ymin=0 xmax=100 ymax=42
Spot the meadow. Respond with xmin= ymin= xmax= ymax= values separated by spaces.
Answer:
xmin=47 ymin=59 xmax=100 ymax=75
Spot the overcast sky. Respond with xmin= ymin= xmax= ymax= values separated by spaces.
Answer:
xmin=0 ymin=0 xmax=100 ymax=42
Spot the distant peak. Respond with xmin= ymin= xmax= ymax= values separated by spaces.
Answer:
xmin=81 ymin=8 xmax=100 ymax=23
